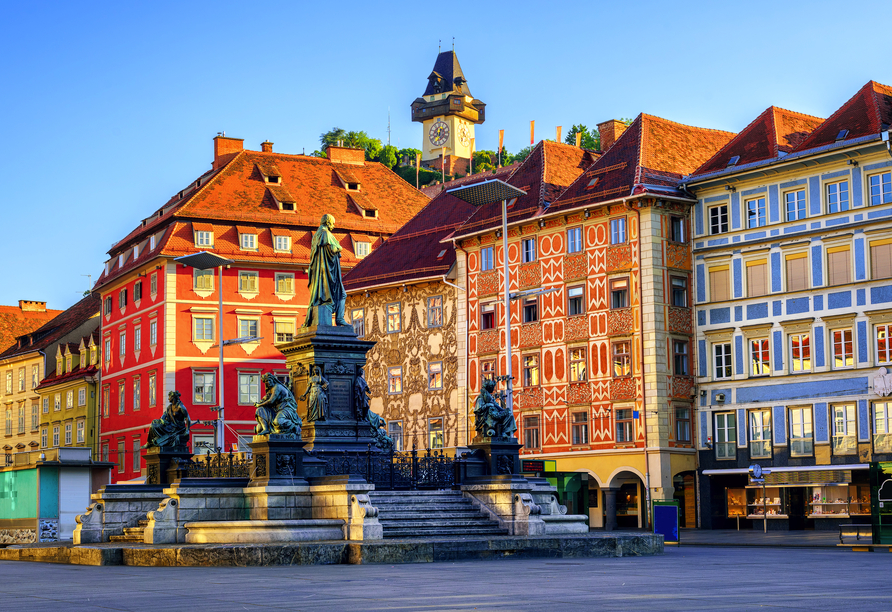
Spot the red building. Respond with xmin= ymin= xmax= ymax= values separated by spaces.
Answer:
xmin=94 ymin=137 xmax=428 ymax=481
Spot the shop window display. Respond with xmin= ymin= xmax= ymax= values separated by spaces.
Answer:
xmin=808 ymin=484 xmax=871 ymax=518
xmin=745 ymin=487 xmax=788 ymax=519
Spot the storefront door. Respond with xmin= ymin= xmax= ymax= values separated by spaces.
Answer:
xmin=788 ymin=487 xmax=808 ymax=530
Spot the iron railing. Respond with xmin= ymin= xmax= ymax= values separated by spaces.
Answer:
xmin=185 ymin=450 xmax=251 ymax=478
xmin=322 ymin=443 xmax=458 ymax=490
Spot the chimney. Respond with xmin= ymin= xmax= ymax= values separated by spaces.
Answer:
xmin=597 ymin=119 xmax=627 ymax=152
xmin=19 ymin=300 xmax=47 ymax=312
xmin=261 ymin=140 xmax=273 ymax=153
xmin=325 ymin=145 xmax=365 ymax=165
xmin=213 ymin=135 xmax=244 ymax=170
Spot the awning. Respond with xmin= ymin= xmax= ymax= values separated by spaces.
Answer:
xmin=702 ymin=464 xmax=869 ymax=475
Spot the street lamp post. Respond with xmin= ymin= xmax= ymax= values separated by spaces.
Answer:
xmin=175 ymin=252 xmax=234 ymax=451
xmin=448 ymin=179 xmax=528 ymax=420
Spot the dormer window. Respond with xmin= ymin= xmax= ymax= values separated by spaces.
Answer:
xmin=281 ymin=202 xmax=294 ymax=211
xmin=347 ymin=182 xmax=360 ymax=191
xmin=240 ymin=233 xmax=257 ymax=250
xmin=57 ymin=357 xmax=63 ymax=375
xmin=274 ymin=235 xmax=292 ymax=252
xmin=267 ymin=175 xmax=280 ymax=184
xmin=66 ymin=356 xmax=72 ymax=372
xmin=195 ymin=231 xmax=213 ymax=247
xmin=355 ymin=242 xmax=371 ymax=258
xmin=364 ymin=209 xmax=377 ymax=218
xmin=118 ymin=254 xmax=124 ymax=268
xmin=150 ymin=235 xmax=156 ymax=250
xmin=727 ymin=155 xmax=740 ymax=167
xmin=133 ymin=244 xmax=139 ymax=259
xmin=836 ymin=129 xmax=849 ymax=141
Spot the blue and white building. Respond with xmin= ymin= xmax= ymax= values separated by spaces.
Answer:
xmin=684 ymin=82 xmax=892 ymax=530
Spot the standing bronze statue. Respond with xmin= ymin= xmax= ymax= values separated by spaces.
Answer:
xmin=302 ymin=214 xmax=349 ymax=328
xmin=143 ymin=390 xmax=192 ymax=449
xmin=301 ymin=365 xmax=330 ymax=421
xmin=254 ymin=373 xmax=302 ymax=437
xmin=353 ymin=366 xmax=371 ymax=421
xmin=473 ymin=377 xmax=517 ymax=439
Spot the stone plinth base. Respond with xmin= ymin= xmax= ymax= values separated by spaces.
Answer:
xmin=464 ymin=437 xmax=522 ymax=482
xmin=185 ymin=519 xmax=345 ymax=543
xmin=73 ymin=484 xmax=166 ymax=544
xmin=248 ymin=434 xmax=308 ymax=487
xmin=144 ymin=447 xmax=192 ymax=486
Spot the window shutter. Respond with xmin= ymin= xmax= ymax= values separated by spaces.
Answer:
xmin=871 ymin=242 xmax=892 ymax=279
xmin=709 ymin=268 xmax=730 ymax=301
xmin=746 ymin=261 xmax=768 ymax=297
xmin=786 ymin=256 xmax=808 ymax=292
xmin=827 ymin=248 xmax=851 ymax=286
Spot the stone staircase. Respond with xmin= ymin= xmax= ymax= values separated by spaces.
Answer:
xmin=369 ymin=490 xmax=508 ymax=539
xmin=108 ymin=519 xmax=148 ymax=543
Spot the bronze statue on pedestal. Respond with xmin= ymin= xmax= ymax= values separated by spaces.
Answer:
xmin=301 ymin=365 xmax=329 ymax=421
xmin=473 ymin=377 xmax=517 ymax=439
xmin=143 ymin=390 xmax=192 ymax=449
xmin=254 ymin=373 xmax=302 ymax=437
xmin=302 ymin=214 xmax=349 ymax=328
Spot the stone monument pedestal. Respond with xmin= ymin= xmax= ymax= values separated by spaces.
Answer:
xmin=463 ymin=436 xmax=523 ymax=484
xmin=278 ymin=324 xmax=381 ymax=465
xmin=248 ymin=434 xmax=309 ymax=487
xmin=144 ymin=446 xmax=193 ymax=486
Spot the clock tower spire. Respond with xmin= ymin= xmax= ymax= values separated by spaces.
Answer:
xmin=411 ymin=50 xmax=486 ymax=177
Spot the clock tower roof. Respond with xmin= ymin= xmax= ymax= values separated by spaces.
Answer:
xmin=423 ymin=51 xmax=472 ymax=97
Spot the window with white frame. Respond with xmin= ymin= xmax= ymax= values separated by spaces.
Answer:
xmin=42 ymin=397 xmax=49 ymax=414
xmin=671 ymin=277 xmax=687 ymax=307
xmin=715 ymin=412 xmax=736 ymax=459
xmin=480 ymin=302 xmax=495 ymax=330
xmin=41 ymin=428 xmax=47 ymax=448
xmin=874 ymin=401 xmax=892 ymax=453
xmin=670 ymin=216 xmax=686 ymax=243
xmin=117 ymin=382 xmax=125 ymax=413
xmin=239 ymin=271 xmax=259 ymax=293
xmin=427 ymin=296 xmax=443 ymax=328
xmin=389 ymin=421 xmax=403 ymax=451
xmin=102 ymin=386 xmax=109 ymax=417
xmin=17 ymin=405 xmax=24 ymax=433
xmin=709 ymin=204 xmax=728 ymax=235
xmin=351 ymin=308 xmax=364 ymax=337
xmin=789 ymin=407 xmax=813 ymax=457
xmin=274 ymin=235 xmax=292 ymax=252
xmin=571 ymin=411 xmax=589 ymax=445
xmin=481 ymin=247 xmax=494 ymax=271
xmin=117 ymin=440 xmax=125 ymax=473
xmin=239 ymin=373 xmax=261 ymax=404
xmin=355 ymin=242 xmax=371 ymax=258
xmin=749 ymin=409 xmax=771 ymax=458
xmin=133 ymin=377 xmax=140 ymax=411
xmin=195 ymin=231 xmax=213 ymax=247
xmin=481 ymin=359 xmax=496 ymax=382
xmin=567 ymin=227 xmax=582 ymax=253
xmin=78 ymin=387 xmax=86 ymax=406
xmin=869 ymin=171 xmax=892 ymax=206
xmin=569 ymin=347 xmax=586 ymax=382
xmin=239 ymin=318 xmax=259 ymax=341
xmin=616 ymin=408 xmax=634 ymax=443
xmin=745 ymin=197 xmax=766 ymax=228
xmin=150 ymin=320 xmax=158 ymax=346
xmin=428 ymin=417 xmax=444 ymax=449
xmin=714 ymin=342 xmax=732 ymax=379
xmin=568 ymin=286 xmax=584 ymax=316
xmin=610 ymin=217 xmax=627 ymax=244
xmin=789 ymin=333 xmax=811 ymax=372
xmin=193 ymin=371 xmax=216 ymax=404
xmin=831 ymin=329 xmax=853 ymax=369
xmin=388 ymin=367 xmax=403 ymax=394
xmin=750 ymin=338 xmax=770 ymax=376
xmin=785 ymin=189 xmax=806 ymax=221
xmin=119 ymin=331 xmax=126 ymax=357
xmin=523 ymin=354 xmax=540 ymax=387
xmin=832 ymin=403 xmax=856 ymax=456
xmin=66 ymin=390 xmax=74 ymax=409
xmin=240 ymin=232 xmax=257 ymax=250
xmin=76 ymin=420 xmax=84 ymax=444
xmin=52 ymin=425 xmax=59 ymax=447
xmin=31 ymin=365 xmax=38 ymax=389
xmin=194 ymin=269 xmax=214 ymax=291
xmin=275 ymin=273 xmax=294 ymax=295
xmin=54 ymin=393 xmax=61 ymax=411
xmin=64 ymin=422 xmax=72 ymax=445
xmin=877 ymin=324 xmax=892 ymax=364
xmin=194 ymin=317 xmax=214 ymax=341
xmin=148 ymin=372 xmax=156 ymax=407
xmin=386 ymin=303 xmax=401 ymax=333
xmin=826 ymin=180 xmax=849 ymax=213
xmin=522 ymin=238 xmax=536 ymax=263
xmin=134 ymin=327 xmax=141 ymax=352
xmin=150 ymin=273 xmax=157 ymax=295
xmin=428 ymin=362 xmax=443 ymax=390
xmin=613 ymin=341 xmax=631 ymax=377
xmin=274 ymin=320 xmax=294 ymax=344
xmin=610 ymin=277 xmax=628 ymax=309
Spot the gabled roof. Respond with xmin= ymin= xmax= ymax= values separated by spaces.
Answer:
xmin=692 ymin=107 xmax=824 ymax=177
xmin=94 ymin=146 xmax=429 ymax=290
xmin=344 ymin=165 xmax=517 ymax=291
xmin=452 ymin=141 xmax=597 ymax=239
xmin=792 ymin=80 xmax=892 ymax=152
xmin=0 ymin=295 xmax=100 ymax=362
xmin=0 ymin=304 xmax=62 ymax=355
xmin=549 ymin=114 xmax=735 ymax=214
xmin=423 ymin=51 xmax=472 ymax=97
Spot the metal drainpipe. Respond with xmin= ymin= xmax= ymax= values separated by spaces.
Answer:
xmin=626 ymin=198 xmax=651 ymax=531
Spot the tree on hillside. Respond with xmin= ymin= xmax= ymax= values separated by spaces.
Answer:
xmin=378 ymin=144 xmax=398 ymax=169
xmin=319 ymin=127 xmax=383 ymax=161
xmin=513 ymin=146 xmax=533 ymax=163
xmin=397 ymin=147 xmax=422 ymax=167
xmin=564 ymin=124 xmax=600 ymax=150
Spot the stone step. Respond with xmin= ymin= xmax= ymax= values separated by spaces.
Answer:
xmin=377 ymin=511 xmax=486 ymax=520
xmin=108 ymin=533 xmax=145 ymax=543
xmin=122 ymin=527 xmax=146 ymax=536
xmin=370 ymin=504 xmax=479 ymax=513
xmin=379 ymin=519 xmax=502 ymax=529
xmin=383 ymin=526 xmax=508 ymax=538
xmin=138 ymin=520 xmax=149 ymax=528
xmin=369 ymin=490 xmax=462 ymax=497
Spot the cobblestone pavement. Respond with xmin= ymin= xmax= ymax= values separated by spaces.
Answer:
xmin=1 ymin=545 xmax=889 ymax=611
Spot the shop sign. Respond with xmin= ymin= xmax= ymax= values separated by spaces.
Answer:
xmin=522 ymin=460 xmax=545 ymax=473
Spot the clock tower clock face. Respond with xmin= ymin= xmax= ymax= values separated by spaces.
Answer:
xmin=458 ymin=124 xmax=470 ymax=147
xmin=429 ymin=121 xmax=450 ymax=146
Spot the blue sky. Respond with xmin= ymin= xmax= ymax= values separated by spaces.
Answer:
xmin=1 ymin=0 xmax=890 ymax=310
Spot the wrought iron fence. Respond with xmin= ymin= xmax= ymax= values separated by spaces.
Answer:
xmin=185 ymin=450 xmax=251 ymax=478
xmin=321 ymin=443 xmax=457 ymax=490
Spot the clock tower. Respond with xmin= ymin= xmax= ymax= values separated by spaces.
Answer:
xmin=411 ymin=50 xmax=486 ymax=177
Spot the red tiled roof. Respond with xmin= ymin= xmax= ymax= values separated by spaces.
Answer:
xmin=692 ymin=107 xmax=824 ymax=176
xmin=792 ymin=80 xmax=892 ymax=153
xmin=0 ymin=295 xmax=100 ymax=361
xmin=35 ymin=363 xmax=99 ymax=391
xmin=0 ymin=305 xmax=63 ymax=354
xmin=550 ymin=114 xmax=735 ymax=214
xmin=94 ymin=147 xmax=429 ymax=290
xmin=452 ymin=141 xmax=596 ymax=239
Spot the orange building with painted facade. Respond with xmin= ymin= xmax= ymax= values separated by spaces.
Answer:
xmin=454 ymin=118 xmax=734 ymax=528
xmin=93 ymin=138 xmax=428 ymax=481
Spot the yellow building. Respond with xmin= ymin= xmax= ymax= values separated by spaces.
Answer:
xmin=36 ymin=333 xmax=100 ymax=459
xmin=0 ymin=295 xmax=100 ymax=466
